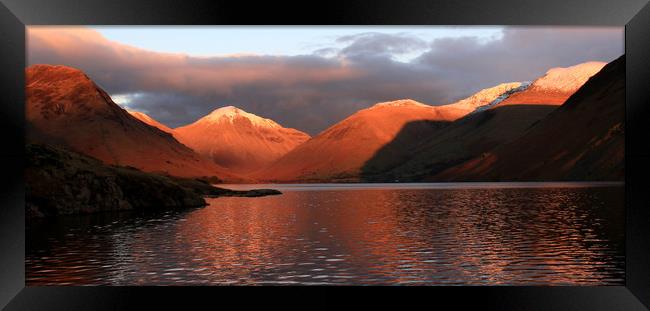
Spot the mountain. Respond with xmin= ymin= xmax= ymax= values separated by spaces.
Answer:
xmin=26 ymin=64 xmax=238 ymax=180
xmin=498 ymin=61 xmax=606 ymax=106
xmin=360 ymin=61 xmax=608 ymax=181
xmin=173 ymin=106 xmax=311 ymax=174
xmin=435 ymin=55 xmax=625 ymax=181
xmin=127 ymin=110 xmax=174 ymax=133
xmin=254 ymin=89 xmax=525 ymax=182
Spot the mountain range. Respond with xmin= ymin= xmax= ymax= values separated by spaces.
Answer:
xmin=25 ymin=56 xmax=624 ymax=183
xmin=253 ymin=93 xmax=508 ymax=182
xmin=360 ymin=61 xmax=610 ymax=182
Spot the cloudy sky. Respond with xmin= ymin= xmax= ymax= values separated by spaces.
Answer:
xmin=27 ymin=26 xmax=623 ymax=135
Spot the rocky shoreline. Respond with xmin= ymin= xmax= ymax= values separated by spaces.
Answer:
xmin=26 ymin=143 xmax=281 ymax=218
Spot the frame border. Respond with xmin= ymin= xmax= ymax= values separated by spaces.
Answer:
xmin=1 ymin=0 xmax=649 ymax=310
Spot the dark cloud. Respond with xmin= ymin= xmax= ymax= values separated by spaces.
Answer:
xmin=416 ymin=27 xmax=624 ymax=98
xmin=27 ymin=27 xmax=622 ymax=135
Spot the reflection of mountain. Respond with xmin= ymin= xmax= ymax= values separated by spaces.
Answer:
xmin=26 ymin=64 xmax=237 ymax=180
xmin=174 ymin=106 xmax=311 ymax=174
xmin=436 ymin=55 xmax=624 ymax=181
xmin=145 ymin=186 xmax=622 ymax=284
xmin=255 ymin=83 xmax=525 ymax=182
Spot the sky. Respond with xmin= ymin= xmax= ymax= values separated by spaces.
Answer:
xmin=93 ymin=26 xmax=504 ymax=61
xmin=27 ymin=26 xmax=623 ymax=135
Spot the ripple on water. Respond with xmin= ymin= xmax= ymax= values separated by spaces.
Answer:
xmin=26 ymin=185 xmax=624 ymax=285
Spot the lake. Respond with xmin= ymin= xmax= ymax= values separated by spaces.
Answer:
xmin=26 ymin=182 xmax=625 ymax=285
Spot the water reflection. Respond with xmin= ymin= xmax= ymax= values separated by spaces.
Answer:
xmin=26 ymin=184 xmax=625 ymax=285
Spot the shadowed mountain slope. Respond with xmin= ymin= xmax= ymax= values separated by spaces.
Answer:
xmin=361 ymin=105 xmax=558 ymax=181
xmin=255 ymin=84 xmax=526 ymax=182
xmin=435 ymin=55 xmax=625 ymax=181
xmin=360 ymin=61 xmax=609 ymax=182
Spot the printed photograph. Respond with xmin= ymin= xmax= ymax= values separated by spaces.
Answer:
xmin=25 ymin=26 xmax=625 ymax=285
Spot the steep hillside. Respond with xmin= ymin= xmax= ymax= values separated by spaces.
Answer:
xmin=362 ymin=61 xmax=607 ymax=181
xmin=436 ymin=55 xmax=625 ymax=181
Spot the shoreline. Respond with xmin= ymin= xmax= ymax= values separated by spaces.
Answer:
xmin=25 ymin=143 xmax=282 ymax=219
xmin=215 ymin=181 xmax=625 ymax=192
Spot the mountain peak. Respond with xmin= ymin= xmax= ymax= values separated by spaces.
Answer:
xmin=496 ymin=61 xmax=608 ymax=107
xmin=371 ymin=99 xmax=430 ymax=109
xmin=545 ymin=61 xmax=606 ymax=74
xmin=27 ymin=64 xmax=84 ymax=73
xmin=26 ymin=64 xmax=121 ymax=117
xmin=206 ymin=105 xmax=245 ymax=118
xmin=26 ymin=64 xmax=91 ymax=83
xmin=200 ymin=106 xmax=281 ymax=128
xmin=174 ymin=106 xmax=310 ymax=174
xmin=532 ymin=61 xmax=606 ymax=93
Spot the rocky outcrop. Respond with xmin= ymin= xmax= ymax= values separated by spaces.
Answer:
xmin=26 ymin=143 xmax=281 ymax=218
xmin=208 ymin=188 xmax=282 ymax=197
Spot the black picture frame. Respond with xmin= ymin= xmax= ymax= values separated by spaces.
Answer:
xmin=1 ymin=0 xmax=649 ymax=310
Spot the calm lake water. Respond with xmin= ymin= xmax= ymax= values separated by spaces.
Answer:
xmin=26 ymin=183 xmax=625 ymax=285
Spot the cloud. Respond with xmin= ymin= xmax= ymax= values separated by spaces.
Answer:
xmin=27 ymin=27 xmax=622 ymax=135
xmin=336 ymin=32 xmax=429 ymax=60
xmin=416 ymin=27 xmax=624 ymax=95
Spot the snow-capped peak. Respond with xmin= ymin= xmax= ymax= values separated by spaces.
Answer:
xmin=469 ymin=82 xmax=531 ymax=114
xmin=532 ymin=61 xmax=606 ymax=93
xmin=202 ymin=106 xmax=281 ymax=128
xmin=371 ymin=99 xmax=430 ymax=108
xmin=448 ymin=82 xmax=525 ymax=111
